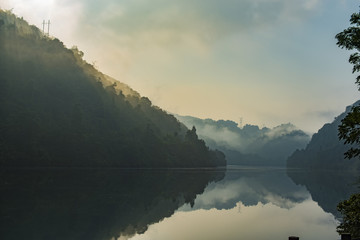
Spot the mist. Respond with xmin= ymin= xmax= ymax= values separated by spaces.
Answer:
xmin=176 ymin=115 xmax=310 ymax=166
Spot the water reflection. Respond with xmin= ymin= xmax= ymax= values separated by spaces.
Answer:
xmin=1 ymin=167 xmax=358 ymax=240
xmin=131 ymin=201 xmax=337 ymax=240
xmin=0 ymin=168 xmax=225 ymax=240
xmin=130 ymin=167 xmax=359 ymax=240
xmin=287 ymin=168 xmax=360 ymax=218
xmin=182 ymin=167 xmax=310 ymax=211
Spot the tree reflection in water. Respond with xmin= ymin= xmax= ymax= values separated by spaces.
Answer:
xmin=0 ymin=168 xmax=225 ymax=240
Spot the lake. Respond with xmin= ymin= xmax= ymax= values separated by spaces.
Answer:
xmin=0 ymin=166 xmax=358 ymax=240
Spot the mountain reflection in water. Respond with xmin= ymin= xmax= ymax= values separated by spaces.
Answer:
xmin=0 ymin=167 xmax=358 ymax=240
xmin=130 ymin=167 xmax=359 ymax=240
xmin=0 ymin=168 xmax=224 ymax=240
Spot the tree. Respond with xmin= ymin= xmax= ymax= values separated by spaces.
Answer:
xmin=336 ymin=10 xmax=360 ymax=239
xmin=185 ymin=126 xmax=198 ymax=142
xmin=337 ymin=193 xmax=360 ymax=238
xmin=336 ymin=10 xmax=360 ymax=159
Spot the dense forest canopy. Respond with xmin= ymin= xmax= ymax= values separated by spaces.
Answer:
xmin=0 ymin=9 xmax=226 ymax=167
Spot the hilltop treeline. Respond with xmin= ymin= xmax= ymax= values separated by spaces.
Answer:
xmin=0 ymin=10 xmax=225 ymax=167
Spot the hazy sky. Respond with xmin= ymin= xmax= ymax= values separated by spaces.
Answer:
xmin=2 ymin=0 xmax=360 ymax=133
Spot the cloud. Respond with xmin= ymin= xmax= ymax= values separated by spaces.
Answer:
xmin=264 ymin=123 xmax=297 ymax=139
xmin=197 ymin=124 xmax=244 ymax=149
xmin=309 ymin=110 xmax=339 ymax=120
xmin=303 ymin=0 xmax=320 ymax=10
xmin=71 ymin=0 xmax=322 ymax=48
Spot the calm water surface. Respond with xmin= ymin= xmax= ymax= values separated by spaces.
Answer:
xmin=0 ymin=166 xmax=358 ymax=240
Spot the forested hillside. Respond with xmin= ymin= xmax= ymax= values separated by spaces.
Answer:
xmin=0 ymin=9 xmax=225 ymax=167
xmin=287 ymin=101 xmax=360 ymax=170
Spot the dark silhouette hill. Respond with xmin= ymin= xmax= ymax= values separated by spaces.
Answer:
xmin=287 ymin=101 xmax=360 ymax=170
xmin=0 ymin=9 xmax=225 ymax=167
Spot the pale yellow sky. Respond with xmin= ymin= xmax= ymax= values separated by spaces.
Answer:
xmin=2 ymin=0 xmax=360 ymax=133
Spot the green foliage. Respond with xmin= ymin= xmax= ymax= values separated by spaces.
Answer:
xmin=0 ymin=10 xmax=226 ymax=168
xmin=338 ymin=106 xmax=360 ymax=159
xmin=335 ymin=9 xmax=360 ymax=239
xmin=337 ymin=193 xmax=360 ymax=238
xmin=336 ymin=10 xmax=360 ymax=160
xmin=336 ymin=12 xmax=360 ymax=86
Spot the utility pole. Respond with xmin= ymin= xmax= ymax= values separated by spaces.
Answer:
xmin=47 ymin=20 xmax=50 ymax=36
xmin=42 ymin=20 xmax=45 ymax=34
xmin=42 ymin=19 xmax=50 ymax=36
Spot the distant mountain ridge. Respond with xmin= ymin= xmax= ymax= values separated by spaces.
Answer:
xmin=0 ymin=9 xmax=225 ymax=167
xmin=287 ymin=100 xmax=360 ymax=170
xmin=175 ymin=115 xmax=310 ymax=166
